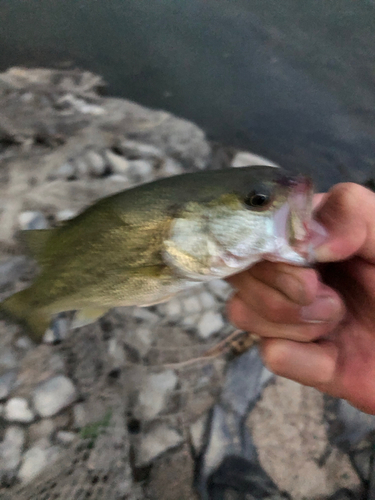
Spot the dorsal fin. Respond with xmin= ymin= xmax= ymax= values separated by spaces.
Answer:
xmin=18 ymin=229 xmax=53 ymax=262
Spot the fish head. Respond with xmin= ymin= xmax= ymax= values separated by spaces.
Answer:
xmin=164 ymin=166 xmax=326 ymax=280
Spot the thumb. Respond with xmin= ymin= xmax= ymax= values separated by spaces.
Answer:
xmin=313 ymin=183 xmax=375 ymax=263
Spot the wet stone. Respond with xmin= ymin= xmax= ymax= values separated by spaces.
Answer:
xmin=136 ymin=423 xmax=184 ymax=466
xmin=32 ymin=375 xmax=77 ymax=418
xmin=56 ymin=431 xmax=77 ymax=446
xmin=4 ymin=397 xmax=35 ymax=423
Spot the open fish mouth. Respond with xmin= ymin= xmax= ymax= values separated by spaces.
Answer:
xmin=272 ymin=175 xmax=327 ymax=264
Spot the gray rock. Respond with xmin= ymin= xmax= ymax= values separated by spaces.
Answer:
xmin=55 ymin=161 xmax=76 ymax=179
xmin=56 ymin=431 xmax=77 ymax=446
xmin=0 ymin=370 xmax=17 ymax=400
xmin=86 ymin=150 xmax=107 ymax=176
xmin=128 ymin=159 xmax=154 ymax=181
xmin=18 ymin=441 xmax=60 ymax=483
xmin=132 ymin=307 xmax=160 ymax=325
xmin=108 ymin=338 xmax=126 ymax=367
xmin=73 ymin=403 xmax=87 ymax=429
xmin=4 ymin=397 xmax=35 ymax=423
xmin=32 ymin=375 xmax=77 ymax=417
xmin=197 ymin=311 xmax=225 ymax=339
xmin=190 ymin=414 xmax=209 ymax=454
xmin=136 ymin=424 xmax=184 ymax=466
xmin=159 ymin=157 xmax=184 ymax=177
xmin=124 ymin=326 xmax=154 ymax=358
xmin=56 ymin=209 xmax=76 ymax=221
xmin=0 ymin=426 xmax=25 ymax=484
xmin=105 ymin=149 xmax=130 ymax=174
xmin=136 ymin=370 xmax=178 ymax=420
xmin=163 ymin=297 xmax=182 ymax=320
xmin=18 ymin=211 xmax=48 ymax=230
xmin=15 ymin=336 xmax=35 ymax=351
xmin=119 ymin=140 xmax=162 ymax=160
xmin=0 ymin=257 xmax=28 ymax=288
xmin=0 ymin=348 xmax=18 ymax=372
xmin=199 ymin=291 xmax=217 ymax=310
xmin=207 ymin=279 xmax=233 ymax=301
xmin=182 ymin=295 xmax=202 ymax=315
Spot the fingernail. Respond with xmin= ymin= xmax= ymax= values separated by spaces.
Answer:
xmin=300 ymin=295 xmax=338 ymax=323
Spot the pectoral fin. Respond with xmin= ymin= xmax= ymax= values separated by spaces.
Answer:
xmin=71 ymin=307 xmax=109 ymax=329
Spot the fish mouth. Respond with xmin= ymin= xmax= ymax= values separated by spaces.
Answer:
xmin=272 ymin=176 xmax=327 ymax=264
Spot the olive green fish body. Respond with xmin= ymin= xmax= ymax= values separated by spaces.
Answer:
xmin=0 ymin=166 xmax=316 ymax=340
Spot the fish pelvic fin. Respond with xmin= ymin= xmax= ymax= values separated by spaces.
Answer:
xmin=18 ymin=229 xmax=54 ymax=263
xmin=71 ymin=307 xmax=108 ymax=329
xmin=0 ymin=289 xmax=50 ymax=342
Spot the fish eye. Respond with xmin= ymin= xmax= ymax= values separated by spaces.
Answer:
xmin=244 ymin=190 xmax=272 ymax=209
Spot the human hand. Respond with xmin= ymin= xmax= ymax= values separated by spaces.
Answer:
xmin=227 ymin=183 xmax=375 ymax=414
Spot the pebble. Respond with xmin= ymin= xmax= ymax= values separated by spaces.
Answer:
xmin=55 ymin=161 xmax=76 ymax=179
xmin=124 ymin=326 xmax=154 ymax=358
xmin=199 ymin=291 xmax=217 ymax=310
xmin=56 ymin=431 xmax=77 ymax=446
xmin=159 ymin=157 xmax=184 ymax=177
xmin=108 ymin=338 xmax=126 ymax=367
xmin=136 ymin=370 xmax=178 ymax=420
xmin=0 ymin=370 xmax=17 ymax=400
xmin=43 ymin=316 xmax=69 ymax=344
xmin=18 ymin=441 xmax=60 ymax=483
xmin=0 ymin=348 xmax=18 ymax=372
xmin=86 ymin=150 xmax=107 ymax=177
xmin=4 ymin=397 xmax=35 ymax=423
xmin=73 ymin=403 xmax=87 ymax=429
xmin=56 ymin=209 xmax=76 ymax=221
xmin=119 ymin=140 xmax=162 ymax=160
xmin=32 ymin=375 xmax=77 ymax=418
xmin=105 ymin=150 xmax=129 ymax=174
xmin=18 ymin=211 xmax=48 ymax=230
xmin=0 ymin=426 xmax=25 ymax=482
xmin=182 ymin=314 xmax=200 ymax=329
xmin=231 ymin=151 xmax=278 ymax=168
xmin=207 ymin=280 xmax=232 ymax=301
xmin=197 ymin=311 xmax=225 ymax=339
xmin=182 ymin=296 xmax=202 ymax=315
xmin=15 ymin=336 xmax=35 ymax=351
xmin=163 ymin=297 xmax=182 ymax=319
xmin=132 ymin=308 xmax=160 ymax=325
xmin=0 ymin=257 xmax=28 ymax=288
xmin=128 ymin=159 xmax=154 ymax=182
xmin=136 ymin=424 xmax=184 ymax=466
xmin=190 ymin=414 xmax=209 ymax=454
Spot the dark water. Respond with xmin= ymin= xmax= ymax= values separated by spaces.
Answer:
xmin=1 ymin=0 xmax=375 ymax=189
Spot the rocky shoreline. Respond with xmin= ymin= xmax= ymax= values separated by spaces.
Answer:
xmin=0 ymin=67 xmax=373 ymax=500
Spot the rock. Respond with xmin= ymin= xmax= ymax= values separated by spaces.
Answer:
xmin=190 ymin=414 xmax=209 ymax=454
xmin=119 ymin=140 xmax=162 ymax=160
xmin=132 ymin=308 xmax=160 ymax=325
xmin=124 ymin=326 xmax=154 ymax=358
xmin=55 ymin=161 xmax=76 ymax=179
xmin=136 ymin=424 xmax=184 ymax=466
xmin=128 ymin=159 xmax=154 ymax=181
xmin=32 ymin=375 xmax=77 ymax=417
xmin=207 ymin=279 xmax=232 ymax=301
xmin=56 ymin=431 xmax=77 ymax=446
xmin=15 ymin=336 xmax=35 ymax=351
xmin=29 ymin=419 xmax=55 ymax=442
xmin=163 ymin=297 xmax=182 ymax=320
xmin=199 ymin=291 xmax=217 ymax=310
xmin=105 ymin=149 xmax=130 ymax=174
xmin=231 ymin=151 xmax=278 ymax=168
xmin=0 ymin=370 xmax=17 ymax=400
xmin=4 ymin=397 xmax=35 ymax=423
xmin=108 ymin=338 xmax=126 ymax=367
xmin=136 ymin=370 xmax=178 ymax=420
xmin=43 ymin=316 xmax=69 ymax=344
xmin=73 ymin=403 xmax=87 ymax=429
xmin=18 ymin=211 xmax=48 ymax=230
xmin=197 ymin=311 xmax=225 ymax=339
xmin=182 ymin=314 xmax=200 ymax=329
xmin=56 ymin=209 xmax=76 ymax=221
xmin=86 ymin=150 xmax=107 ymax=177
xmin=0 ymin=348 xmax=18 ymax=372
xmin=182 ymin=295 xmax=202 ymax=315
xmin=0 ymin=257 xmax=28 ymax=288
xmin=0 ymin=426 xmax=25 ymax=485
xmin=18 ymin=441 xmax=60 ymax=483
xmin=159 ymin=157 xmax=184 ymax=177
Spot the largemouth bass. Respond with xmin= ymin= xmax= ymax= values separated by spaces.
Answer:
xmin=0 ymin=166 xmax=323 ymax=341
